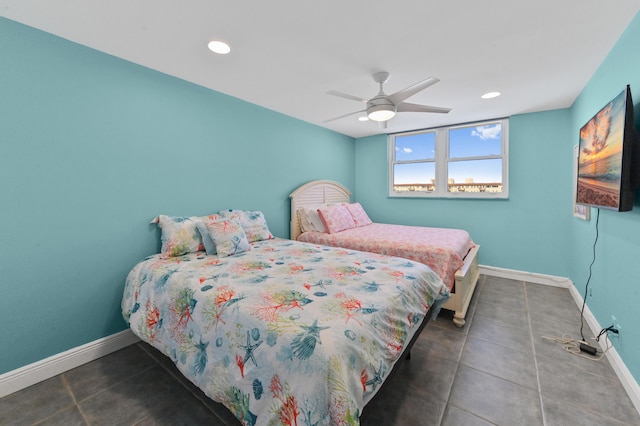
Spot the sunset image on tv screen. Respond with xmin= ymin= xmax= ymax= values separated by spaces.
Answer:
xmin=576 ymin=90 xmax=625 ymax=209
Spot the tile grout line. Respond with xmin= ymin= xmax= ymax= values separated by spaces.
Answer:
xmin=60 ymin=373 xmax=91 ymax=425
xmin=30 ymin=374 xmax=90 ymax=426
xmin=524 ymin=281 xmax=548 ymax=426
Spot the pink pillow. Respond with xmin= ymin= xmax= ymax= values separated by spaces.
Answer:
xmin=345 ymin=202 xmax=372 ymax=227
xmin=317 ymin=205 xmax=356 ymax=234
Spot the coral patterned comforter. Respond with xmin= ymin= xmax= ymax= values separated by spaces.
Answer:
xmin=297 ymin=223 xmax=474 ymax=289
xmin=122 ymin=238 xmax=449 ymax=426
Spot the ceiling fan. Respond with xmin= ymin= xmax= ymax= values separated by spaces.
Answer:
xmin=324 ymin=71 xmax=451 ymax=128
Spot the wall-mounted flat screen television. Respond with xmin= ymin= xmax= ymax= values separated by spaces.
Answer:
xmin=576 ymin=85 xmax=640 ymax=212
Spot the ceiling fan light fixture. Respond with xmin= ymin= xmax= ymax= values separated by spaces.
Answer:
xmin=367 ymin=105 xmax=396 ymax=122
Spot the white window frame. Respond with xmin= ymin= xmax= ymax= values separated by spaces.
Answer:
xmin=388 ymin=118 xmax=509 ymax=199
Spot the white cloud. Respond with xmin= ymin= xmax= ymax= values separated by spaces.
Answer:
xmin=472 ymin=124 xmax=501 ymax=140
xmin=402 ymin=147 xmax=413 ymax=153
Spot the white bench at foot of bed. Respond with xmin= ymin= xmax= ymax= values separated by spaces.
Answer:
xmin=441 ymin=244 xmax=480 ymax=327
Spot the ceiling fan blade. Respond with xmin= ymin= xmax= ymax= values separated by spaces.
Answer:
xmin=323 ymin=109 xmax=366 ymax=123
xmin=396 ymin=102 xmax=451 ymax=114
xmin=327 ymin=90 xmax=367 ymax=103
xmin=387 ymin=77 xmax=440 ymax=105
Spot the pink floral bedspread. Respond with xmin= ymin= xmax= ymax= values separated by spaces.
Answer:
xmin=297 ymin=223 xmax=474 ymax=289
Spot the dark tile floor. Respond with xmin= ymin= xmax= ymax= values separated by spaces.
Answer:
xmin=1 ymin=275 xmax=639 ymax=425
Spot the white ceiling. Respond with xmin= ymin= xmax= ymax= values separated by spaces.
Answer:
xmin=2 ymin=1 xmax=640 ymax=138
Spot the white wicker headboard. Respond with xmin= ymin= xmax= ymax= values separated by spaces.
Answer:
xmin=289 ymin=180 xmax=351 ymax=240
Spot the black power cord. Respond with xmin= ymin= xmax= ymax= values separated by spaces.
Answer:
xmin=596 ymin=326 xmax=619 ymax=341
xmin=580 ymin=208 xmax=600 ymax=342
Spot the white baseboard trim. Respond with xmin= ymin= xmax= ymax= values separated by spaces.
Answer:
xmin=481 ymin=264 xmax=640 ymax=415
xmin=479 ymin=264 xmax=573 ymax=288
xmin=0 ymin=329 xmax=139 ymax=399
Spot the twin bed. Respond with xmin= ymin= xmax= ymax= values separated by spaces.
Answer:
xmin=121 ymin=181 xmax=479 ymax=425
xmin=290 ymin=180 xmax=480 ymax=328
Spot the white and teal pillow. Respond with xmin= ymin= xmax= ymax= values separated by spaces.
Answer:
xmin=203 ymin=218 xmax=251 ymax=257
xmin=155 ymin=215 xmax=204 ymax=258
xmin=219 ymin=209 xmax=273 ymax=243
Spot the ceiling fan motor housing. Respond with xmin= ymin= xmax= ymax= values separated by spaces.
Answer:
xmin=367 ymin=96 xmax=396 ymax=121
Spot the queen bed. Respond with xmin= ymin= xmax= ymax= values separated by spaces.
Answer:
xmin=122 ymin=210 xmax=450 ymax=425
xmin=290 ymin=180 xmax=480 ymax=328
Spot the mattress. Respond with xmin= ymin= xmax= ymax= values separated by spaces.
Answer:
xmin=122 ymin=238 xmax=449 ymax=425
xmin=297 ymin=223 xmax=474 ymax=288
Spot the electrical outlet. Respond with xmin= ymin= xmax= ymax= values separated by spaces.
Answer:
xmin=611 ymin=315 xmax=622 ymax=338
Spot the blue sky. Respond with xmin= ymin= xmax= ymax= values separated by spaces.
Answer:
xmin=394 ymin=123 xmax=503 ymax=184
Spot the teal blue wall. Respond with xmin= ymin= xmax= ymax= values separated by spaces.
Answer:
xmin=568 ymin=13 xmax=640 ymax=382
xmin=355 ymin=109 xmax=574 ymax=278
xmin=0 ymin=17 xmax=354 ymax=374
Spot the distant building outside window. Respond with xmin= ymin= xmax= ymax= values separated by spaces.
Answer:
xmin=389 ymin=119 xmax=509 ymax=198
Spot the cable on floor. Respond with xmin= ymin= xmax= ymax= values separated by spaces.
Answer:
xmin=541 ymin=332 xmax=612 ymax=361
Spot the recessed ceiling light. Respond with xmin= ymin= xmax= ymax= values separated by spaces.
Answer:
xmin=481 ymin=91 xmax=501 ymax=99
xmin=207 ymin=40 xmax=231 ymax=55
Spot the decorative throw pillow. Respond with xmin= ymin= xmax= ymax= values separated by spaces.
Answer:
xmin=219 ymin=209 xmax=273 ymax=242
xmin=200 ymin=213 xmax=226 ymax=255
xmin=297 ymin=208 xmax=311 ymax=233
xmin=317 ymin=205 xmax=356 ymax=234
xmin=155 ymin=215 xmax=204 ymax=258
xmin=204 ymin=218 xmax=251 ymax=257
xmin=345 ymin=202 xmax=373 ymax=227
xmin=302 ymin=208 xmax=327 ymax=233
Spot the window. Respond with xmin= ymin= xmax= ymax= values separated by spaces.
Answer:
xmin=389 ymin=119 xmax=509 ymax=198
